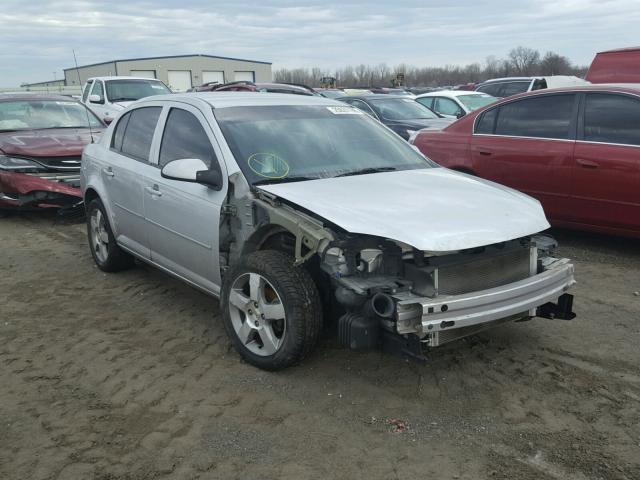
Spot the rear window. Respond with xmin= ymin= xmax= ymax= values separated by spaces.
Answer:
xmin=583 ymin=93 xmax=640 ymax=146
xmin=494 ymin=94 xmax=575 ymax=140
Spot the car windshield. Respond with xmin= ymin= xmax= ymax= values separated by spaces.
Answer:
xmin=0 ymin=99 xmax=103 ymax=131
xmin=368 ymin=98 xmax=439 ymax=120
xmin=456 ymin=94 xmax=498 ymax=111
xmin=105 ymin=80 xmax=171 ymax=102
xmin=214 ymin=105 xmax=436 ymax=185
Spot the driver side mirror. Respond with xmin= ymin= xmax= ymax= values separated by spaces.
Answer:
xmin=161 ymin=158 xmax=223 ymax=190
xmin=456 ymin=110 xmax=466 ymax=119
xmin=103 ymin=116 xmax=114 ymax=125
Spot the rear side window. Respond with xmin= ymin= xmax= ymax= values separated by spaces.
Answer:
xmin=416 ymin=97 xmax=434 ymax=109
xmin=159 ymin=108 xmax=217 ymax=169
xmin=475 ymin=108 xmax=498 ymax=134
xmin=111 ymin=111 xmax=131 ymax=151
xmin=583 ymin=93 xmax=640 ymax=146
xmin=501 ymin=81 xmax=531 ymax=97
xmin=120 ymin=107 xmax=162 ymax=162
xmin=495 ymin=94 xmax=575 ymax=140
xmin=476 ymin=83 xmax=502 ymax=97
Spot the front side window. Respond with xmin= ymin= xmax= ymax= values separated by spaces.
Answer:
xmin=105 ymin=80 xmax=171 ymax=103
xmin=82 ymin=81 xmax=93 ymax=102
xmin=368 ymin=98 xmax=439 ymax=120
xmin=214 ymin=105 xmax=436 ymax=185
xmin=583 ymin=93 xmax=640 ymax=146
xmin=90 ymin=81 xmax=104 ymax=102
xmin=159 ymin=108 xmax=217 ymax=168
xmin=120 ymin=107 xmax=162 ymax=162
xmin=495 ymin=94 xmax=575 ymax=140
xmin=0 ymin=100 xmax=103 ymax=132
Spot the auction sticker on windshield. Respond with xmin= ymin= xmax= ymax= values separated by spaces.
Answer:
xmin=326 ymin=106 xmax=363 ymax=114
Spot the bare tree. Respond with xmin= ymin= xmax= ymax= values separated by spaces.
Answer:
xmin=508 ymin=46 xmax=541 ymax=76
xmin=273 ymin=47 xmax=588 ymax=88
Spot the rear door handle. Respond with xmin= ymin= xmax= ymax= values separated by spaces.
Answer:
xmin=102 ymin=167 xmax=114 ymax=177
xmin=145 ymin=185 xmax=162 ymax=197
xmin=479 ymin=151 xmax=492 ymax=156
xmin=576 ymin=158 xmax=599 ymax=169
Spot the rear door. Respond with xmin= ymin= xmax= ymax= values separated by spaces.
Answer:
xmin=103 ymin=106 xmax=163 ymax=258
xmin=470 ymin=93 xmax=578 ymax=222
xmin=143 ymin=103 xmax=227 ymax=294
xmin=571 ymin=92 xmax=640 ymax=233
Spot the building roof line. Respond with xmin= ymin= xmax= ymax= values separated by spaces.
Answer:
xmin=63 ymin=53 xmax=272 ymax=72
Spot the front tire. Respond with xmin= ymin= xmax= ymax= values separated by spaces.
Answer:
xmin=221 ymin=250 xmax=322 ymax=370
xmin=86 ymin=198 xmax=134 ymax=272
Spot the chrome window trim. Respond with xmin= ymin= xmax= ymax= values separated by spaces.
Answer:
xmin=575 ymin=139 xmax=640 ymax=149
xmin=472 ymin=133 xmax=576 ymax=143
xmin=473 ymin=88 xmax=640 ymax=137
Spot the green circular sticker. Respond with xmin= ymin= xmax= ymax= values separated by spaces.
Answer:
xmin=248 ymin=153 xmax=290 ymax=179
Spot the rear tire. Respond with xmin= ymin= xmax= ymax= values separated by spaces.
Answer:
xmin=221 ymin=250 xmax=322 ymax=370
xmin=86 ymin=198 xmax=134 ymax=272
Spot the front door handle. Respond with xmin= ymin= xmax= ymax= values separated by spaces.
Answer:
xmin=576 ymin=158 xmax=599 ymax=169
xmin=145 ymin=185 xmax=162 ymax=197
xmin=102 ymin=167 xmax=114 ymax=177
xmin=479 ymin=151 xmax=492 ymax=156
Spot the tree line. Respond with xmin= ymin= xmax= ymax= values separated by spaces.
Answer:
xmin=273 ymin=47 xmax=589 ymax=88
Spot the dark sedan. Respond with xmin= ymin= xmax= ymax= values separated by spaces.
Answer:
xmin=0 ymin=94 xmax=104 ymax=211
xmin=338 ymin=95 xmax=453 ymax=140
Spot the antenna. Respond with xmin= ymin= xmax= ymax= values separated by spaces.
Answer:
xmin=73 ymin=49 xmax=95 ymax=144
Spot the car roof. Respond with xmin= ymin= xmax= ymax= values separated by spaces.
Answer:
xmin=136 ymin=92 xmax=340 ymax=108
xmin=340 ymin=94 xmax=411 ymax=101
xmin=478 ymin=75 xmax=586 ymax=86
xmin=0 ymin=93 xmax=81 ymax=102
xmin=87 ymin=76 xmax=165 ymax=82
xmin=417 ymin=90 xmax=491 ymax=98
xmin=477 ymin=83 xmax=640 ymax=105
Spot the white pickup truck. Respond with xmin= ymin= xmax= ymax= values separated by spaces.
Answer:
xmin=80 ymin=76 xmax=171 ymax=123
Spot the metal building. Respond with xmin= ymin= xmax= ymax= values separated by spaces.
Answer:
xmin=63 ymin=54 xmax=272 ymax=92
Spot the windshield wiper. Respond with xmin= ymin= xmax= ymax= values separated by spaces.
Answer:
xmin=110 ymin=97 xmax=139 ymax=102
xmin=252 ymin=175 xmax=318 ymax=186
xmin=333 ymin=167 xmax=398 ymax=178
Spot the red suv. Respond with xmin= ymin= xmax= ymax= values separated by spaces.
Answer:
xmin=412 ymin=85 xmax=640 ymax=238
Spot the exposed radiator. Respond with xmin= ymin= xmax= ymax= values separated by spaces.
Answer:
xmin=437 ymin=247 xmax=531 ymax=296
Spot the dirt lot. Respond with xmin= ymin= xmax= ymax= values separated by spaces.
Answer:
xmin=1 ymin=212 xmax=639 ymax=480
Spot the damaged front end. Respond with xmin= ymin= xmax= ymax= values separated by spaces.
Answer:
xmin=324 ymin=232 xmax=576 ymax=360
xmin=0 ymin=155 xmax=82 ymax=210
xmin=221 ymin=178 xmax=576 ymax=361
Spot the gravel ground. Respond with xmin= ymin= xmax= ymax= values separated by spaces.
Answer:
xmin=1 ymin=212 xmax=639 ymax=480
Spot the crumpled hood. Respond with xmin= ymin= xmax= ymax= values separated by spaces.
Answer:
xmin=257 ymin=168 xmax=550 ymax=252
xmin=0 ymin=128 xmax=99 ymax=157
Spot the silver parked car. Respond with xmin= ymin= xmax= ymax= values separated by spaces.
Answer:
xmin=81 ymin=93 xmax=576 ymax=370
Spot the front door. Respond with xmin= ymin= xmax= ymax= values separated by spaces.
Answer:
xmin=570 ymin=92 xmax=640 ymax=234
xmin=143 ymin=104 xmax=227 ymax=294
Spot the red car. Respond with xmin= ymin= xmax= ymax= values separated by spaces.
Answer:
xmin=412 ymin=85 xmax=640 ymax=238
xmin=585 ymin=47 xmax=640 ymax=84
xmin=0 ymin=94 xmax=103 ymax=210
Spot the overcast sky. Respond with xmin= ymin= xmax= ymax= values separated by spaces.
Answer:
xmin=1 ymin=0 xmax=638 ymax=86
